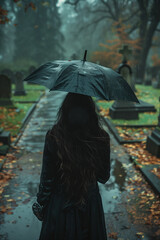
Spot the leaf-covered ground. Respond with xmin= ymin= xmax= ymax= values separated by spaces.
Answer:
xmin=116 ymin=126 xmax=155 ymax=141
xmin=0 ymin=84 xmax=45 ymax=138
xmin=124 ymin=142 xmax=160 ymax=165
xmin=0 ymin=104 xmax=32 ymax=137
xmin=97 ymin=84 xmax=160 ymax=181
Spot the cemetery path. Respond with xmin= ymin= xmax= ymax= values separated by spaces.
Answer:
xmin=0 ymin=91 xmax=160 ymax=240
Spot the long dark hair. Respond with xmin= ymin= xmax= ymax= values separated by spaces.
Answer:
xmin=49 ymin=93 xmax=109 ymax=205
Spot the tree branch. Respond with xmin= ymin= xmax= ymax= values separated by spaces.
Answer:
xmin=126 ymin=21 xmax=139 ymax=34
xmin=123 ymin=9 xmax=140 ymax=22
xmin=79 ymin=15 xmax=109 ymax=32
xmin=100 ymin=0 xmax=117 ymax=20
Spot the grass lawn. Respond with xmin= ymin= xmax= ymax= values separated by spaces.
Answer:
xmin=0 ymin=84 xmax=46 ymax=138
xmin=12 ymin=90 xmax=44 ymax=102
xmin=12 ymin=83 xmax=46 ymax=91
xmin=97 ymin=84 xmax=160 ymax=125
xmin=12 ymin=83 xmax=46 ymax=102
xmin=0 ymin=103 xmax=32 ymax=136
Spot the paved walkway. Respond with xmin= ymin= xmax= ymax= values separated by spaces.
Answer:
xmin=0 ymin=91 xmax=159 ymax=240
xmin=18 ymin=91 xmax=67 ymax=152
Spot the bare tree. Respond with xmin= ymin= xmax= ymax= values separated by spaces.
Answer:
xmin=65 ymin=0 xmax=160 ymax=82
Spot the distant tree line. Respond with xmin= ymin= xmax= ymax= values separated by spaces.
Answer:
xmin=0 ymin=0 xmax=64 ymax=66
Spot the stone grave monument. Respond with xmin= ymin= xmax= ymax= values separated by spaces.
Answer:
xmin=109 ymin=45 xmax=156 ymax=120
xmin=146 ymin=97 xmax=160 ymax=158
xmin=1 ymin=68 xmax=16 ymax=84
xmin=14 ymin=71 xmax=26 ymax=96
xmin=109 ymin=45 xmax=139 ymax=119
xmin=0 ymin=74 xmax=13 ymax=106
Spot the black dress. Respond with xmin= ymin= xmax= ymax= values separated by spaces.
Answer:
xmin=36 ymin=130 xmax=110 ymax=240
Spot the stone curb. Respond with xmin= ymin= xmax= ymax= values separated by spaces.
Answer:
xmin=98 ymin=111 xmax=160 ymax=196
xmin=102 ymin=117 xmax=144 ymax=144
xmin=97 ymin=105 xmax=148 ymax=144
xmin=115 ymin=124 xmax=157 ymax=128
xmin=129 ymin=156 xmax=160 ymax=196
xmin=0 ymin=92 xmax=45 ymax=172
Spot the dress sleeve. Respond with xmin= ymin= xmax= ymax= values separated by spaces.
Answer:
xmin=36 ymin=130 xmax=57 ymax=206
xmin=96 ymin=132 xmax=110 ymax=184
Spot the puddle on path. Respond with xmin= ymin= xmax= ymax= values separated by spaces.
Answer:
xmin=99 ymin=157 xmax=129 ymax=213
xmin=0 ymin=201 xmax=41 ymax=240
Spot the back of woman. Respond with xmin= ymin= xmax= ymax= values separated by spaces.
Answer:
xmin=34 ymin=93 xmax=110 ymax=240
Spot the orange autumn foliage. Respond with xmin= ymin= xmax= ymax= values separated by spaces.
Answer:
xmin=91 ymin=20 xmax=141 ymax=70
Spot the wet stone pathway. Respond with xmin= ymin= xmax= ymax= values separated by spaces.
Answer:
xmin=18 ymin=91 xmax=67 ymax=152
xmin=0 ymin=91 xmax=159 ymax=240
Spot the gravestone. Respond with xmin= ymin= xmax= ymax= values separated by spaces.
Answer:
xmin=0 ymin=74 xmax=13 ymax=106
xmin=152 ymin=73 xmax=160 ymax=89
xmin=109 ymin=45 xmax=139 ymax=120
xmin=14 ymin=71 xmax=26 ymax=96
xmin=144 ymin=74 xmax=152 ymax=86
xmin=146 ymin=99 xmax=160 ymax=158
xmin=1 ymin=68 xmax=16 ymax=84
xmin=109 ymin=45 xmax=156 ymax=120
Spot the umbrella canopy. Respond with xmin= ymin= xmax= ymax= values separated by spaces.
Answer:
xmin=24 ymin=58 xmax=139 ymax=103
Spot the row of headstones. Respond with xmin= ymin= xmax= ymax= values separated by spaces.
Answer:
xmin=140 ymin=73 xmax=160 ymax=88
xmin=0 ymin=66 xmax=37 ymax=154
xmin=1 ymin=66 xmax=36 ymax=84
xmin=0 ymin=66 xmax=37 ymax=105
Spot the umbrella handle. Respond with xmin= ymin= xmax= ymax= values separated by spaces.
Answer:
xmin=83 ymin=50 xmax=87 ymax=62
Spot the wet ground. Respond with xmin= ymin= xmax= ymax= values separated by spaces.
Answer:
xmin=0 ymin=91 xmax=159 ymax=240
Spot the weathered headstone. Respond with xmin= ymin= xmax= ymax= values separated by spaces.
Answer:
xmin=144 ymin=76 xmax=152 ymax=86
xmin=14 ymin=71 xmax=26 ymax=96
xmin=152 ymin=73 xmax=160 ymax=89
xmin=109 ymin=45 xmax=156 ymax=120
xmin=0 ymin=74 xmax=13 ymax=106
xmin=144 ymin=68 xmax=152 ymax=85
xmin=109 ymin=45 xmax=139 ymax=120
xmin=1 ymin=68 xmax=16 ymax=84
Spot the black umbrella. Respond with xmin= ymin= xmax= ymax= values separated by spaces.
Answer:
xmin=24 ymin=50 xmax=139 ymax=103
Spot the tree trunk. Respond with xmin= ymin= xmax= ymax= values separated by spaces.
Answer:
xmin=137 ymin=20 xmax=159 ymax=83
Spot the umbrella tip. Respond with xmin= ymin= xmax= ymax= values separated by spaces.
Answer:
xmin=83 ymin=50 xmax=87 ymax=62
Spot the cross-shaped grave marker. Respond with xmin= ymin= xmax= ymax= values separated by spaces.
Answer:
xmin=119 ymin=45 xmax=132 ymax=63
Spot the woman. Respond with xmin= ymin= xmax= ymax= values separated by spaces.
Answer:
xmin=34 ymin=92 xmax=110 ymax=240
